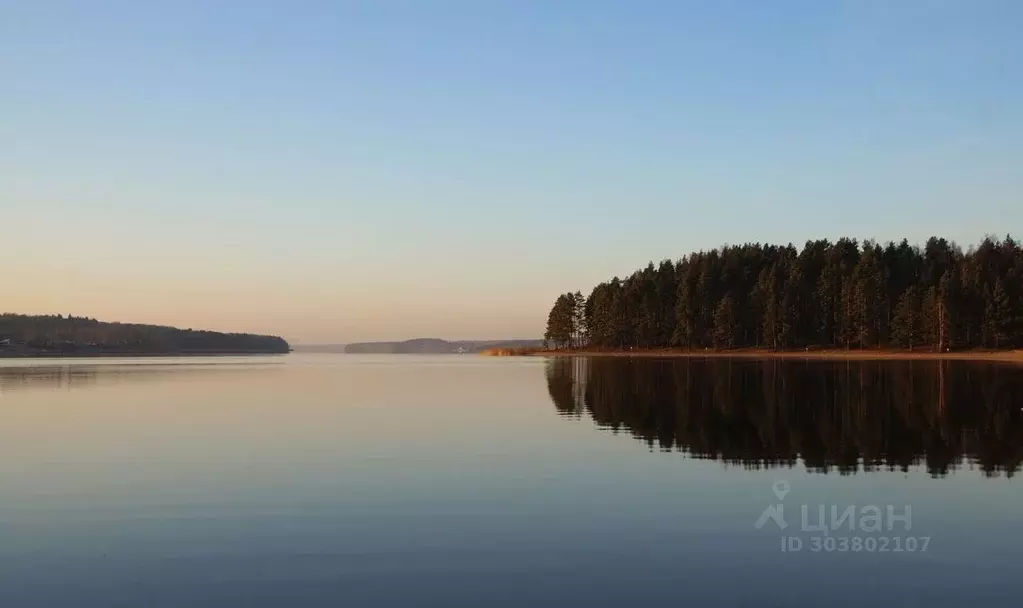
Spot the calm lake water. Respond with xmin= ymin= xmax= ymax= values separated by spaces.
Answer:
xmin=1 ymin=354 xmax=1021 ymax=607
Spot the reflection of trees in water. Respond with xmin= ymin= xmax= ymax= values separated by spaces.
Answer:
xmin=546 ymin=357 xmax=589 ymax=419
xmin=0 ymin=362 xmax=284 ymax=394
xmin=546 ymin=357 xmax=1023 ymax=477
xmin=0 ymin=367 xmax=100 ymax=392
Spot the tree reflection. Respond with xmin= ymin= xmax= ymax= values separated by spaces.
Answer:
xmin=546 ymin=357 xmax=1023 ymax=477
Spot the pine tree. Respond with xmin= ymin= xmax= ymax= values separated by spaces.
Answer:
xmin=988 ymin=279 xmax=1012 ymax=349
xmin=780 ymin=264 xmax=802 ymax=349
xmin=572 ymin=291 xmax=587 ymax=347
xmin=759 ymin=265 xmax=781 ymax=350
xmin=937 ymin=270 xmax=955 ymax=351
xmin=815 ymin=262 xmax=839 ymax=347
xmin=713 ymin=296 xmax=738 ymax=349
xmin=891 ymin=286 xmax=921 ymax=350
xmin=673 ymin=260 xmax=700 ymax=349
xmin=544 ymin=294 xmax=575 ymax=349
xmin=655 ymin=260 xmax=678 ymax=346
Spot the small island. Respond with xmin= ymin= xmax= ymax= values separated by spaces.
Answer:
xmin=0 ymin=313 xmax=290 ymax=357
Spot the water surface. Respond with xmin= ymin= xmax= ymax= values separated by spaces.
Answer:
xmin=1 ymin=354 xmax=1021 ymax=606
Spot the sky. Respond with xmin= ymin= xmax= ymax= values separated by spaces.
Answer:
xmin=2 ymin=0 xmax=1021 ymax=344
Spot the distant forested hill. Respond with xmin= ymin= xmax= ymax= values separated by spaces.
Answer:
xmin=336 ymin=339 xmax=542 ymax=354
xmin=0 ymin=314 xmax=290 ymax=355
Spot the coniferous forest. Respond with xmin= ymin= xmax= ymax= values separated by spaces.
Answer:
xmin=545 ymin=236 xmax=1023 ymax=351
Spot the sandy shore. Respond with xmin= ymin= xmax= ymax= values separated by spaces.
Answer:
xmin=526 ymin=348 xmax=1023 ymax=364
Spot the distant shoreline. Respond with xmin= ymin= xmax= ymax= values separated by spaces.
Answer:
xmin=0 ymin=350 xmax=290 ymax=359
xmin=519 ymin=348 xmax=1023 ymax=364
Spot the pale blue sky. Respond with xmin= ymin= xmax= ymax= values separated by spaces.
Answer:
xmin=2 ymin=0 xmax=1021 ymax=342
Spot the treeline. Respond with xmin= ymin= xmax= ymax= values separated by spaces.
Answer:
xmin=0 ymin=313 xmax=290 ymax=354
xmin=545 ymin=236 xmax=1023 ymax=351
xmin=546 ymin=358 xmax=1023 ymax=477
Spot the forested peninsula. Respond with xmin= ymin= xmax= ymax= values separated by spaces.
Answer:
xmin=0 ymin=314 xmax=290 ymax=356
xmin=544 ymin=236 xmax=1023 ymax=354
